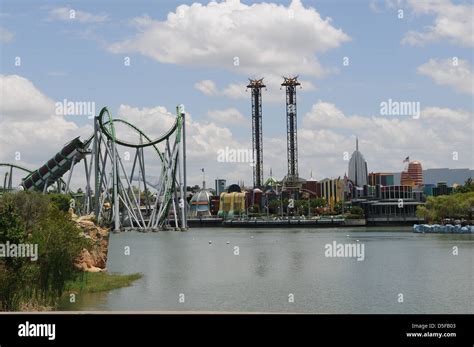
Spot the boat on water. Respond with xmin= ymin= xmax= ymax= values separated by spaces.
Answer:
xmin=413 ymin=224 xmax=473 ymax=233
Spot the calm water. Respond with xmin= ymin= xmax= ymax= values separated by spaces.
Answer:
xmin=60 ymin=227 xmax=474 ymax=313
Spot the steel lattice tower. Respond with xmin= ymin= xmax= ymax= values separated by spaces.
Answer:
xmin=247 ymin=78 xmax=265 ymax=188
xmin=281 ymin=76 xmax=301 ymax=183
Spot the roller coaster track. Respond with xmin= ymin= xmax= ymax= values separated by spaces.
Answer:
xmin=0 ymin=163 xmax=33 ymax=174
xmin=98 ymin=107 xmax=177 ymax=148
xmin=94 ymin=106 xmax=184 ymax=230
xmin=0 ymin=162 xmax=66 ymax=189
xmin=0 ymin=105 xmax=185 ymax=230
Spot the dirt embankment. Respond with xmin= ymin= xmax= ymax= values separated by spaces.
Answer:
xmin=71 ymin=212 xmax=110 ymax=273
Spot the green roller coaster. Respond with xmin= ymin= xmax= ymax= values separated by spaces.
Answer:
xmin=0 ymin=105 xmax=187 ymax=231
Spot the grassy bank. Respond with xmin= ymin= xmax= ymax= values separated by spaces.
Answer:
xmin=65 ymin=272 xmax=143 ymax=294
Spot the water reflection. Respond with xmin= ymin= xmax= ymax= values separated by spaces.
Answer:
xmin=255 ymin=251 xmax=269 ymax=277
xmin=60 ymin=228 xmax=474 ymax=313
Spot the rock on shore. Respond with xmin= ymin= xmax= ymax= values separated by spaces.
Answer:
xmin=71 ymin=213 xmax=110 ymax=272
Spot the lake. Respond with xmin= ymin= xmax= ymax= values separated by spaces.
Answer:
xmin=59 ymin=227 xmax=474 ymax=313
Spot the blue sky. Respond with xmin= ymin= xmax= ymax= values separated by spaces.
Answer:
xmin=1 ymin=0 xmax=473 ymax=186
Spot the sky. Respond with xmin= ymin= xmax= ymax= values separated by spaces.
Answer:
xmin=0 ymin=0 xmax=473 ymax=188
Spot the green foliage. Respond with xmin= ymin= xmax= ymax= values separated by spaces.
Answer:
xmin=48 ymin=193 xmax=73 ymax=212
xmin=0 ymin=203 xmax=27 ymax=272
xmin=333 ymin=201 xmax=344 ymax=214
xmin=130 ymin=186 xmax=154 ymax=205
xmin=32 ymin=207 xmax=91 ymax=302
xmin=65 ymin=272 xmax=142 ymax=293
xmin=0 ymin=191 xmax=92 ymax=311
xmin=0 ymin=201 xmax=25 ymax=246
xmin=309 ymin=198 xmax=326 ymax=208
xmin=268 ymin=199 xmax=281 ymax=209
xmin=349 ymin=206 xmax=364 ymax=217
xmin=0 ymin=270 xmax=23 ymax=311
xmin=453 ymin=178 xmax=474 ymax=194
xmin=267 ymin=198 xmax=333 ymax=216
xmin=416 ymin=191 xmax=474 ymax=223
xmin=1 ymin=191 xmax=49 ymax=233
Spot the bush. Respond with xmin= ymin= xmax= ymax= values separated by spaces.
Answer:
xmin=48 ymin=193 xmax=73 ymax=212
xmin=0 ymin=191 xmax=91 ymax=310
xmin=349 ymin=206 xmax=364 ymax=217
xmin=32 ymin=206 xmax=91 ymax=302
xmin=1 ymin=191 xmax=49 ymax=233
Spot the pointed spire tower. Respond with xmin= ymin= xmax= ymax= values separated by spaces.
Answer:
xmin=348 ymin=137 xmax=368 ymax=187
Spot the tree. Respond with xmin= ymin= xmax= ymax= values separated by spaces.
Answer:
xmin=0 ymin=201 xmax=26 ymax=271
xmin=0 ymin=192 xmax=92 ymax=310
xmin=454 ymin=178 xmax=474 ymax=193
xmin=416 ymin=192 xmax=474 ymax=223
xmin=32 ymin=206 xmax=90 ymax=302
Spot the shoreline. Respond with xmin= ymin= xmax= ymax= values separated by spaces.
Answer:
xmin=170 ymin=218 xmax=422 ymax=229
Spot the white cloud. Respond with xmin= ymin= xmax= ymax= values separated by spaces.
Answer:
xmin=402 ymin=0 xmax=474 ymax=47
xmin=0 ymin=75 xmax=92 ymax=178
xmin=0 ymin=75 xmax=56 ymax=120
xmin=421 ymin=106 xmax=470 ymax=122
xmin=222 ymin=82 xmax=247 ymax=99
xmin=48 ymin=7 xmax=108 ymax=23
xmin=207 ymin=108 xmax=248 ymax=126
xmin=0 ymin=26 xmax=14 ymax=43
xmin=296 ymin=100 xmax=473 ymax=179
xmin=369 ymin=0 xmax=382 ymax=13
xmin=116 ymin=104 xmax=255 ymax=185
xmin=2 ymin=75 xmax=470 ymax=189
xmin=194 ymin=75 xmax=316 ymax=103
xmin=194 ymin=80 xmax=218 ymax=96
xmin=194 ymin=79 xmax=247 ymax=99
xmin=0 ymin=76 xmax=253 ymax=188
xmin=417 ymin=58 xmax=473 ymax=95
xmin=116 ymin=104 xmax=177 ymax=140
xmin=108 ymin=0 xmax=350 ymax=77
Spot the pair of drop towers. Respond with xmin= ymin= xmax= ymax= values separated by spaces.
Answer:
xmin=247 ymin=76 xmax=301 ymax=189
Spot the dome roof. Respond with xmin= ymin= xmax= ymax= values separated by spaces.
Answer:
xmin=264 ymin=176 xmax=278 ymax=186
xmin=190 ymin=189 xmax=212 ymax=203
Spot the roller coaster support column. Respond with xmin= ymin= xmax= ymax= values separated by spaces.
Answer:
xmin=65 ymin=154 xmax=78 ymax=194
xmin=83 ymin=156 xmax=92 ymax=215
xmin=3 ymin=172 xmax=8 ymax=190
xmin=8 ymin=166 xmax=13 ymax=190
xmin=93 ymin=116 xmax=100 ymax=219
xmin=112 ymin=138 xmax=120 ymax=232
xmin=178 ymin=105 xmax=187 ymax=230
